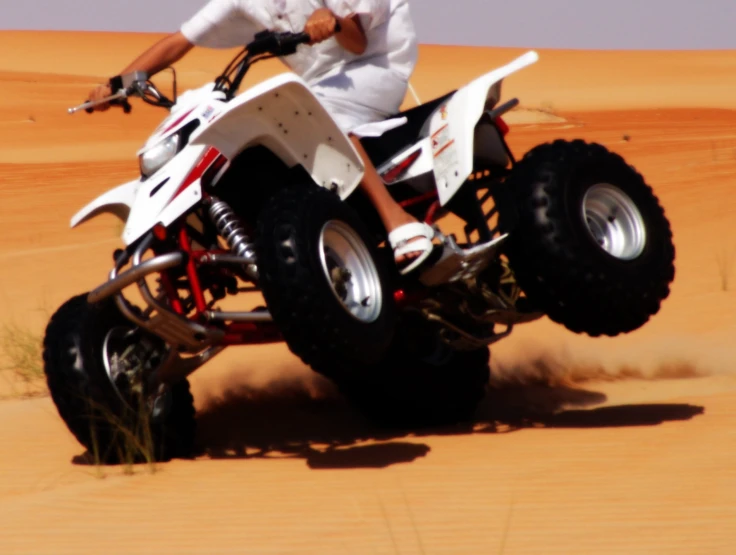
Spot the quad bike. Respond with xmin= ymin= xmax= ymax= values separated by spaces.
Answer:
xmin=42 ymin=30 xmax=675 ymax=462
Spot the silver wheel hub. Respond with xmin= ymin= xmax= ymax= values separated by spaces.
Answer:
xmin=102 ymin=327 xmax=168 ymax=415
xmin=582 ymin=183 xmax=647 ymax=260
xmin=318 ymin=220 xmax=383 ymax=323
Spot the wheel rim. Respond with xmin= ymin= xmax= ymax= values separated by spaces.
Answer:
xmin=318 ymin=220 xmax=383 ymax=323
xmin=582 ymin=183 xmax=647 ymax=260
xmin=102 ymin=326 xmax=168 ymax=417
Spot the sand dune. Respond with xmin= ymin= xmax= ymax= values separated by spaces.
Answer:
xmin=1 ymin=31 xmax=736 ymax=554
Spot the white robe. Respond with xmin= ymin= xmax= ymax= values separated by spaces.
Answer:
xmin=180 ymin=0 xmax=419 ymax=133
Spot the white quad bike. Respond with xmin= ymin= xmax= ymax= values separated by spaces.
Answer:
xmin=42 ymin=31 xmax=675 ymax=462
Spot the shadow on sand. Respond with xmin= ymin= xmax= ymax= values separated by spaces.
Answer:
xmin=189 ymin=373 xmax=704 ymax=470
xmin=70 ymin=367 xmax=705 ymax=469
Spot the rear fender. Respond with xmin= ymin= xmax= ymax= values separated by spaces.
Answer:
xmin=426 ymin=50 xmax=539 ymax=205
xmin=188 ymin=73 xmax=365 ymax=200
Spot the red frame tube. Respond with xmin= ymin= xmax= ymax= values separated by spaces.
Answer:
xmin=178 ymin=225 xmax=208 ymax=315
xmin=399 ymin=190 xmax=438 ymax=208
xmin=158 ymin=271 xmax=184 ymax=315
xmin=148 ymin=224 xmax=283 ymax=346
xmin=424 ymin=200 xmax=441 ymax=224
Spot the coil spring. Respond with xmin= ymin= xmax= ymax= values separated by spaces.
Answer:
xmin=207 ymin=198 xmax=257 ymax=262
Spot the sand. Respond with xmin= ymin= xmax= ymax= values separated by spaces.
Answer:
xmin=1 ymin=30 xmax=735 ymax=554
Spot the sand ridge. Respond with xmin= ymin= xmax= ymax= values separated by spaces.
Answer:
xmin=1 ymin=31 xmax=735 ymax=554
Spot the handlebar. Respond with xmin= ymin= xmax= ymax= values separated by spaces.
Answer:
xmin=68 ymin=70 xmax=171 ymax=115
xmin=68 ymin=91 xmax=131 ymax=114
xmin=224 ymin=27 xmax=340 ymax=98
xmin=246 ymin=30 xmax=312 ymax=57
xmin=69 ymin=25 xmax=341 ymax=114
xmin=246 ymin=21 xmax=341 ymax=56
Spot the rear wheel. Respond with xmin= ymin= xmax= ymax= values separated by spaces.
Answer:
xmin=500 ymin=139 xmax=676 ymax=336
xmin=42 ymin=294 xmax=196 ymax=464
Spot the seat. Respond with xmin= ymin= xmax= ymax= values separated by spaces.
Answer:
xmin=359 ymin=90 xmax=456 ymax=168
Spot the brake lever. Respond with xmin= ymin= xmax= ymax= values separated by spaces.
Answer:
xmin=69 ymin=90 xmax=124 ymax=114
xmin=79 ymin=98 xmax=131 ymax=114
xmin=70 ymin=71 xmax=148 ymax=114
xmin=116 ymin=99 xmax=133 ymax=114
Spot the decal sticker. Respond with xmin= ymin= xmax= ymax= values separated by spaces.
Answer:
xmin=431 ymin=124 xmax=453 ymax=156
xmin=431 ymin=123 xmax=458 ymax=178
xmin=202 ymin=105 xmax=220 ymax=122
xmin=158 ymin=107 xmax=196 ymax=135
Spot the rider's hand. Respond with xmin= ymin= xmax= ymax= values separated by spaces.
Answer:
xmin=88 ymin=83 xmax=113 ymax=112
xmin=305 ymin=8 xmax=339 ymax=44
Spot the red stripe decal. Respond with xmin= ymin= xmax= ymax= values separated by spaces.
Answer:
xmin=495 ymin=116 xmax=510 ymax=136
xmin=161 ymin=107 xmax=196 ymax=135
xmin=172 ymin=147 xmax=222 ymax=199
xmin=431 ymin=124 xmax=448 ymax=139
xmin=381 ymin=148 xmax=422 ymax=184
xmin=433 ymin=139 xmax=455 ymax=158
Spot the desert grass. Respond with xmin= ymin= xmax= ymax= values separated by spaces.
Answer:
xmin=0 ymin=321 xmax=47 ymax=398
xmin=83 ymin=393 xmax=159 ymax=478
xmin=1 ymin=321 xmax=43 ymax=382
xmin=0 ymin=294 xmax=54 ymax=398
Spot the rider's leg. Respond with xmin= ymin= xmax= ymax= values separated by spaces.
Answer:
xmin=348 ymin=134 xmax=434 ymax=271
xmin=310 ymin=73 xmax=435 ymax=273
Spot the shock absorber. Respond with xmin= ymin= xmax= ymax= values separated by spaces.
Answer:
xmin=206 ymin=196 xmax=259 ymax=279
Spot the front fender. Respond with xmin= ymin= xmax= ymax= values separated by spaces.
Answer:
xmin=70 ymin=179 xmax=139 ymax=228
xmin=189 ymin=73 xmax=365 ymax=200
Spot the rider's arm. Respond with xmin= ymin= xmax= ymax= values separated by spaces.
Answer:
xmin=305 ymin=9 xmax=367 ymax=55
xmin=323 ymin=0 xmax=390 ymax=54
xmin=87 ymin=32 xmax=193 ymax=110
xmin=335 ymin=14 xmax=368 ymax=55
xmin=88 ymin=0 xmax=246 ymax=110
xmin=118 ymin=32 xmax=194 ymax=78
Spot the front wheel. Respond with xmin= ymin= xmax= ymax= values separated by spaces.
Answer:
xmin=42 ymin=294 xmax=196 ymax=464
xmin=500 ymin=139 xmax=676 ymax=336
xmin=256 ymin=184 xmax=397 ymax=369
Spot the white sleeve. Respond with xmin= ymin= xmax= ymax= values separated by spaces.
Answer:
xmin=324 ymin=0 xmax=391 ymax=31
xmin=180 ymin=0 xmax=254 ymax=49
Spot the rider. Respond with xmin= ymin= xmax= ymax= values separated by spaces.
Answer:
xmin=88 ymin=0 xmax=435 ymax=275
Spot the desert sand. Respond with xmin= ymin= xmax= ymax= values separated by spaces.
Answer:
xmin=1 ymin=30 xmax=736 ymax=554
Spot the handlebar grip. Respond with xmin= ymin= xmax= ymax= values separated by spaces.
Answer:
xmin=295 ymin=32 xmax=312 ymax=45
xmin=248 ymin=25 xmax=339 ymax=57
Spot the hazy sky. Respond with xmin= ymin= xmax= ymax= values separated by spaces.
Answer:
xmin=3 ymin=0 xmax=735 ymax=49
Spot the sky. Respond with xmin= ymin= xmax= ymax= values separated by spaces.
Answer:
xmin=2 ymin=0 xmax=735 ymax=49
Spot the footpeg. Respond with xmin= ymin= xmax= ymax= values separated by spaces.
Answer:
xmin=146 ymin=311 xmax=225 ymax=351
xmin=418 ymin=232 xmax=508 ymax=286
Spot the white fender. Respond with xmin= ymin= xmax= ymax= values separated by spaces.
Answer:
xmin=69 ymin=144 xmax=210 ymax=247
xmin=188 ymin=72 xmax=365 ymax=200
xmin=122 ymin=144 xmax=210 ymax=245
xmin=427 ymin=50 xmax=540 ymax=205
xmin=70 ymin=179 xmax=140 ymax=228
